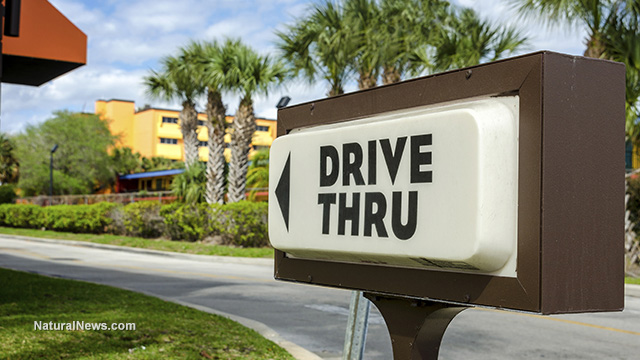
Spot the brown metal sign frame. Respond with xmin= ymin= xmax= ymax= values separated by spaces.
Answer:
xmin=273 ymin=51 xmax=625 ymax=315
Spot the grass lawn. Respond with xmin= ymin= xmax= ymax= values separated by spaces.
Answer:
xmin=626 ymin=276 xmax=640 ymax=285
xmin=0 ymin=226 xmax=273 ymax=258
xmin=0 ymin=268 xmax=293 ymax=359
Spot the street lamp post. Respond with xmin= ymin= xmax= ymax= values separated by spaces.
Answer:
xmin=49 ymin=144 xmax=58 ymax=199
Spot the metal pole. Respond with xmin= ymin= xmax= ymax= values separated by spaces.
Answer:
xmin=343 ymin=291 xmax=371 ymax=360
xmin=364 ymin=293 xmax=467 ymax=359
xmin=49 ymin=152 xmax=53 ymax=197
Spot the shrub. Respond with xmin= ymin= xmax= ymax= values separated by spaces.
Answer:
xmin=0 ymin=200 xmax=270 ymax=248
xmin=161 ymin=202 xmax=219 ymax=242
xmin=122 ymin=201 xmax=164 ymax=238
xmin=39 ymin=202 xmax=118 ymax=233
xmin=160 ymin=201 xmax=269 ymax=246
xmin=0 ymin=204 xmax=42 ymax=228
xmin=0 ymin=204 xmax=13 ymax=225
xmin=216 ymin=201 xmax=269 ymax=248
xmin=0 ymin=184 xmax=17 ymax=204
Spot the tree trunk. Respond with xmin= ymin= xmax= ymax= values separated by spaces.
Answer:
xmin=205 ymin=89 xmax=227 ymax=204
xmin=358 ymin=72 xmax=377 ymax=90
xmin=626 ymin=178 xmax=640 ymax=276
xmin=180 ymin=101 xmax=199 ymax=169
xmin=328 ymin=85 xmax=345 ymax=97
xmin=382 ymin=66 xmax=401 ymax=85
xmin=227 ymin=97 xmax=256 ymax=203
xmin=584 ymin=33 xmax=606 ymax=59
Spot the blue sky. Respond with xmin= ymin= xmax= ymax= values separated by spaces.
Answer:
xmin=0 ymin=0 xmax=585 ymax=135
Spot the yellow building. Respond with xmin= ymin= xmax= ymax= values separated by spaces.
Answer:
xmin=95 ymin=99 xmax=277 ymax=162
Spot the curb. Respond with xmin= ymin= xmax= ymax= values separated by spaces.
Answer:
xmin=0 ymin=234 xmax=274 ymax=266
xmin=626 ymin=284 xmax=640 ymax=298
xmin=134 ymin=290 xmax=324 ymax=360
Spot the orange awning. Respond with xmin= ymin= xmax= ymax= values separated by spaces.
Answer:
xmin=2 ymin=0 xmax=87 ymax=86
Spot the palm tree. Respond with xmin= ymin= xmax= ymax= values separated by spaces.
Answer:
xmin=429 ymin=7 xmax=528 ymax=72
xmin=246 ymin=149 xmax=270 ymax=199
xmin=509 ymin=0 xmax=640 ymax=139
xmin=511 ymin=0 xmax=640 ymax=272
xmin=601 ymin=11 xmax=640 ymax=143
xmin=171 ymin=162 xmax=206 ymax=205
xmin=0 ymin=133 xmax=19 ymax=184
xmin=185 ymin=39 xmax=240 ymax=204
xmin=343 ymin=0 xmax=382 ymax=89
xmin=276 ymin=1 xmax=358 ymax=96
xmin=227 ymin=43 xmax=287 ymax=203
xmin=508 ymin=0 xmax=626 ymax=58
xmin=143 ymin=52 xmax=203 ymax=169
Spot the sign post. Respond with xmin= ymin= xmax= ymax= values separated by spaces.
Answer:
xmin=269 ymin=52 xmax=625 ymax=359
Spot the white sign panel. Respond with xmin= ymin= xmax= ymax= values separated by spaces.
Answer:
xmin=269 ymin=97 xmax=519 ymax=276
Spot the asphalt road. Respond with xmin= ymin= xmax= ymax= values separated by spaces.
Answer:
xmin=1 ymin=235 xmax=639 ymax=360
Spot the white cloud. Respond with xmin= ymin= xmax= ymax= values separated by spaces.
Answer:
xmin=203 ymin=17 xmax=263 ymax=41
xmin=2 ymin=0 xmax=588 ymax=136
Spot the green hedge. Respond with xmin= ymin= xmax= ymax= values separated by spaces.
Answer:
xmin=0 ymin=204 xmax=42 ymax=228
xmin=160 ymin=201 xmax=269 ymax=246
xmin=0 ymin=202 xmax=118 ymax=233
xmin=0 ymin=201 xmax=270 ymax=247
xmin=161 ymin=202 xmax=217 ymax=242
xmin=122 ymin=201 xmax=165 ymax=238
xmin=40 ymin=202 xmax=118 ymax=233
xmin=216 ymin=202 xmax=269 ymax=247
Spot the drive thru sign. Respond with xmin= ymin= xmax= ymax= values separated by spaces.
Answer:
xmin=270 ymin=97 xmax=519 ymax=276
xmin=269 ymin=52 xmax=625 ymax=316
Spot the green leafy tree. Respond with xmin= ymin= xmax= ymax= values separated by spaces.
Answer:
xmin=15 ymin=111 xmax=117 ymax=196
xmin=141 ymin=157 xmax=185 ymax=172
xmin=227 ymin=42 xmax=287 ymax=203
xmin=144 ymin=52 xmax=203 ymax=169
xmin=110 ymin=147 xmax=143 ymax=175
xmin=0 ymin=133 xmax=19 ymax=184
xmin=0 ymin=184 xmax=17 ymax=204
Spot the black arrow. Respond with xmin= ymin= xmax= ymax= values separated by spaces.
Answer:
xmin=275 ymin=152 xmax=291 ymax=231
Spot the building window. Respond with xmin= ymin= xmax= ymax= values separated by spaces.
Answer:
xmin=160 ymin=138 xmax=178 ymax=145
xmin=162 ymin=116 xmax=178 ymax=124
xmin=199 ymin=141 xmax=207 ymax=147
xmin=198 ymin=120 xmax=205 ymax=126
xmin=256 ymin=125 xmax=270 ymax=132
